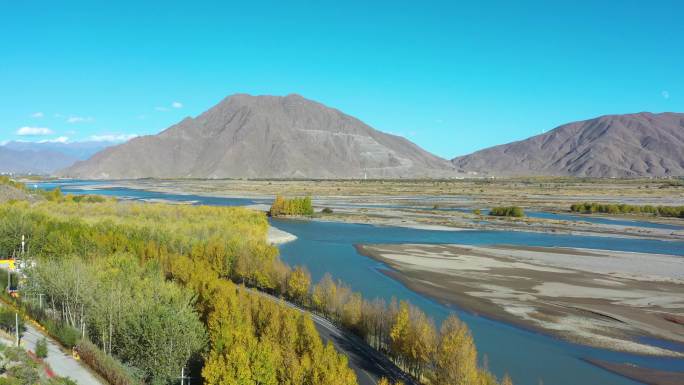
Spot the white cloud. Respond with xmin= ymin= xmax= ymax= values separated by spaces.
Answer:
xmin=662 ymin=90 xmax=670 ymax=99
xmin=88 ymin=134 xmax=138 ymax=142
xmin=155 ymin=101 xmax=183 ymax=111
xmin=38 ymin=136 xmax=70 ymax=143
xmin=67 ymin=116 xmax=94 ymax=123
xmin=31 ymin=112 xmax=44 ymax=118
xmin=16 ymin=126 xmax=53 ymax=136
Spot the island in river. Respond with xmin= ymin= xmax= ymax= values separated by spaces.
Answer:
xmin=356 ymin=243 xmax=684 ymax=357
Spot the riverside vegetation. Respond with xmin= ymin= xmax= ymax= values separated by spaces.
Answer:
xmin=570 ymin=202 xmax=684 ymax=218
xmin=0 ymin=181 xmax=513 ymax=385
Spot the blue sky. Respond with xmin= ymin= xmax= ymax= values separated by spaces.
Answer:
xmin=1 ymin=0 xmax=682 ymax=158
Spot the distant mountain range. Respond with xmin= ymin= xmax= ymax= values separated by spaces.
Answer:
xmin=61 ymin=94 xmax=457 ymax=179
xmin=452 ymin=112 xmax=684 ymax=178
xmin=0 ymin=141 xmax=113 ymax=175
xmin=55 ymin=94 xmax=683 ymax=179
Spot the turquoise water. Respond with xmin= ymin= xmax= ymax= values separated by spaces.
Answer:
xmin=35 ymin=181 xmax=684 ymax=385
xmin=274 ymin=219 xmax=683 ymax=385
xmin=32 ymin=181 xmax=267 ymax=206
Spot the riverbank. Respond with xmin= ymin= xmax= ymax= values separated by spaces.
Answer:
xmin=357 ymin=243 xmax=684 ymax=357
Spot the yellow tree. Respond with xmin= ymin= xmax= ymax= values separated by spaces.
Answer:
xmin=432 ymin=315 xmax=479 ymax=385
xmin=270 ymin=195 xmax=286 ymax=216
xmin=341 ymin=292 xmax=363 ymax=333
xmin=286 ymin=266 xmax=311 ymax=305
xmin=390 ymin=301 xmax=411 ymax=368
xmin=409 ymin=307 xmax=437 ymax=380
xmin=312 ymin=273 xmax=337 ymax=314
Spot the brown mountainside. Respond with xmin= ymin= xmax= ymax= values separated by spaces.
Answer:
xmin=452 ymin=112 xmax=684 ymax=177
xmin=61 ymin=94 xmax=456 ymax=179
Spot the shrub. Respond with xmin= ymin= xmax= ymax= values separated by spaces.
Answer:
xmin=77 ymin=340 xmax=141 ymax=385
xmin=43 ymin=320 xmax=80 ymax=348
xmin=473 ymin=209 xmax=481 ymax=215
xmin=490 ymin=206 xmax=525 ymax=217
xmin=35 ymin=337 xmax=48 ymax=358
xmin=321 ymin=207 xmax=333 ymax=214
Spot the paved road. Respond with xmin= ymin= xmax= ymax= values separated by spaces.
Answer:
xmin=0 ymin=301 xmax=102 ymax=385
xmin=21 ymin=323 xmax=103 ymax=385
xmin=245 ymin=288 xmax=417 ymax=385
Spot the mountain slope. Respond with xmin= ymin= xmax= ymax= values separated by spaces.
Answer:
xmin=452 ymin=112 xmax=684 ymax=177
xmin=61 ymin=94 xmax=456 ymax=179
xmin=0 ymin=147 xmax=79 ymax=175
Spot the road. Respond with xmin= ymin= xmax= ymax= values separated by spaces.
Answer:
xmin=245 ymin=288 xmax=417 ymax=385
xmin=20 ymin=323 xmax=103 ymax=385
xmin=0 ymin=301 xmax=103 ymax=385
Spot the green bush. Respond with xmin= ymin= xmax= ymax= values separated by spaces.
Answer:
xmin=35 ymin=337 xmax=48 ymax=359
xmin=41 ymin=319 xmax=80 ymax=348
xmin=321 ymin=207 xmax=333 ymax=214
xmin=490 ymin=206 xmax=525 ymax=217
xmin=473 ymin=209 xmax=481 ymax=215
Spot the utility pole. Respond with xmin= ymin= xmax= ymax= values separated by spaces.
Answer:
xmin=15 ymin=313 xmax=19 ymax=346
xmin=178 ymin=366 xmax=189 ymax=385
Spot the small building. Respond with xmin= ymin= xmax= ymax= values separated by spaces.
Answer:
xmin=0 ymin=259 xmax=16 ymax=271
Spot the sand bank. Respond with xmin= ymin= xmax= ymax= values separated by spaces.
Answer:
xmin=357 ymin=243 xmax=684 ymax=357
xmin=267 ymin=226 xmax=297 ymax=245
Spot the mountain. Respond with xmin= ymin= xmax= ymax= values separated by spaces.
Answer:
xmin=0 ymin=147 xmax=79 ymax=175
xmin=451 ymin=112 xmax=684 ymax=178
xmin=61 ymin=94 xmax=456 ymax=179
xmin=3 ymin=140 xmax=114 ymax=160
xmin=0 ymin=141 xmax=117 ymax=175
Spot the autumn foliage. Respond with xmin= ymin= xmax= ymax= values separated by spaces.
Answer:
xmin=269 ymin=195 xmax=314 ymax=217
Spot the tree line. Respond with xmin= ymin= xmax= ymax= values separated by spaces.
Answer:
xmin=281 ymin=270 xmax=512 ymax=385
xmin=570 ymin=202 xmax=684 ymax=218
